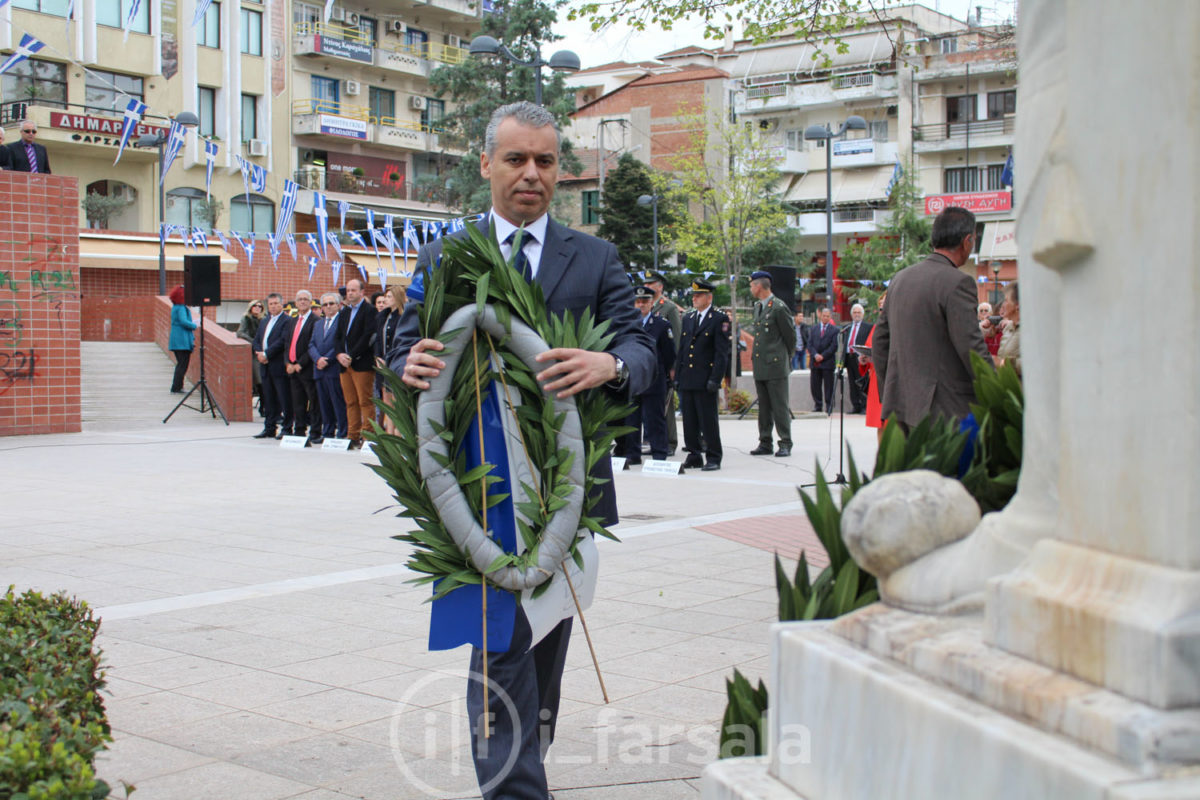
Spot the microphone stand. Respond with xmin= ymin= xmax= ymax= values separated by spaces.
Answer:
xmin=802 ymin=338 xmax=849 ymax=488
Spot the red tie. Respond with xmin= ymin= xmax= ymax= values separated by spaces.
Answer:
xmin=289 ymin=316 xmax=303 ymax=362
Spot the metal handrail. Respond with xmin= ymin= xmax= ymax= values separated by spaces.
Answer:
xmin=383 ymin=40 xmax=467 ymax=65
xmin=292 ymin=99 xmax=371 ymax=121
xmin=293 ymin=21 xmax=371 ymax=45
xmin=913 ymin=116 xmax=1016 ymax=142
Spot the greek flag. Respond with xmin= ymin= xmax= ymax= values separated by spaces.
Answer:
xmin=1001 ymin=152 xmax=1014 ymax=188
xmin=377 ymin=265 xmax=388 ymax=289
xmin=160 ymin=120 xmax=187 ymax=186
xmin=0 ymin=34 xmax=46 ymax=76
xmin=323 ymin=0 xmax=335 ymax=22
xmin=113 ymin=98 xmax=146 ymax=166
xmin=383 ymin=214 xmax=398 ymax=273
xmin=346 ymin=230 xmax=367 ymax=250
xmin=275 ymin=179 xmax=298 ymax=242
xmin=326 ymin=231 xmax=343 ymax=261
xmin=214 ymin=229 xmax=230 ymax=251
xmin=285 ymin=232 xmax=298 ymax=261
xmin=448 ymin=217 xmax=465 ymax=234
xmin=191 ymin=228 xmax=208 ymax=250
xmin=331 ymin=260 xmax=342 ymax=286
xmin=192 ymin=0 xmax=214 ymax=28
xmin=234 ymin=154 xmax=265 ymax=207
xmin=357 ymin=263 xmax=369 ymax=285
xmin=312 ymin=192 xmax=329 ymax=259
xmin=364 ymin=209 xmax=381 ymax=261
xmin=232 ymin=232 xmax=254 ymax=264
xmin=338 ymin=200 xmax=350 ymax=232
xmin=307 ymin=256 xmax=318 ymax=281
xmin=305 ymin=232 xmax=322 ymax=258
xmin=159 ymin=223 xmax=172 ymax=249
xmin=204 ymin=140 xmax=219 ymax=199
xmin=885 ymin=157 xmax=903 ymax=198
xmin=266 ymin=232 xmax=280 ymax=267
xmin=123 ymin=0 xmax=141 ymax=41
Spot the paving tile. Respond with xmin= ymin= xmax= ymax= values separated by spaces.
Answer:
xmin=232 ymin=732 xmax=397 ymax=787
xmin=95 ymin=733 xmax=215 ymax=786
xmin=118 ymin=760 xmax=314 ymax=800
xmin=175 ymin=670 xmax=330 ymax=709
xmin=106 ymin=690 xmax=239 ymax=737
xmin=255 ymin=688 xmax=399 ymax=732
xmin=143 ymin=710 xmax=322 ymax=761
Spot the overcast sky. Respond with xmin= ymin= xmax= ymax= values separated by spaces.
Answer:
xmin=551 ymin=0 xmax=1017 ymax=67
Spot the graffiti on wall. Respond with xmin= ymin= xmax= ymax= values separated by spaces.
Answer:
xmin=0 ymin=235 xmax=74 ymax=395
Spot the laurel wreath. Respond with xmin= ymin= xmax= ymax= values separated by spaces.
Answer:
xmin=369 ymin=223 xmax=631 ymax=602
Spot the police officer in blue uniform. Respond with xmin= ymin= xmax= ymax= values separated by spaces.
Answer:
xmin=674 ymin=279 xmax=730 ymax=471
xmin=615 ymin=285 xmax=677 ymax=463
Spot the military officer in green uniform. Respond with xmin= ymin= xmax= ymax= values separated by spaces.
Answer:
xmin=647 ymin=271 xmax=682 ymax=455
xmin=748 ymin=270 xmax=796 ymax=457
xmin=675 ymin=279 xmax=730 ymax=471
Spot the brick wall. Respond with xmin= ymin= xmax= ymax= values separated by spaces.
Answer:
xmin=0 ymin=172 xmax=81 ymax=436
xmin=153 ymin=296 xmax=253 ymax=422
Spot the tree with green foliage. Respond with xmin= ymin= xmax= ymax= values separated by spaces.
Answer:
xmin=427 ymin=0 xmax=581 ymax=213
xmin=596 ymin=153 xmax=676 ymax=273
xmin=742 ymin=220 xmax=806 ymax=269
xmin=835 ymin=161 xmax=931 ymax=312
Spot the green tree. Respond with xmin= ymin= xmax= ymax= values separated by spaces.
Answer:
xmin=596 ymin=153 xmax=676 ymax=273
xmin=427 ymin=0 xmax=581 ymax=212
xmin=836 ymin=160 xmax=930 ymax=312
xmin=742 ymin=220 xmax=805 ymax=268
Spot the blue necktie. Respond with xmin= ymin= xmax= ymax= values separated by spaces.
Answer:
xmin=505 ymin=232 xmax=533 ymax=281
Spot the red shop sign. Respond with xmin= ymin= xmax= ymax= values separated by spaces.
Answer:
xmin=924 ymin=191 xmax=1012 ymax=215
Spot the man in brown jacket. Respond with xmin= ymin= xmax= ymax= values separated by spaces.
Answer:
xmin=873 ymin=206 xmax=994 ymax=430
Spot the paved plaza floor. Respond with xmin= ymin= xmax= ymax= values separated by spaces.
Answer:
xmin=1 ymin=343 xmax=879 ymax=799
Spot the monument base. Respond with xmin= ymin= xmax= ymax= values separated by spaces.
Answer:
xmin=703 ymin=615 xmax=1200 ymax=800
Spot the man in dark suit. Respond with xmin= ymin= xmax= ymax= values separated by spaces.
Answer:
xmin=7 ymin=122 xmax=51 ymax=174
xmin=614 ymin=285 xmax=676 ymax=463
xmin=875 ymin=206 xmax=994 ymax=429
xmin=251 ymin=293 xmax=293 ymax=438
xmin=389 ymin=101 xmax=654 ymax=800
xmin=807 ymin=307 xmax=839 ymax=413
xmin=840 ymin=303 xmax=874 ymax=414
xmin=646 ymin=271 xmax=682 ymax=455
xmin=675 ymin=279 xmax=730 ymax=471
xmin=309 ymin=292 xmax=347 ymax=440
xmin=333 ymin=277 xmax=377 ymax=449
xmin=0 ymin=128 xmax=12 ymax=171
xmin=285 ymin=290 xmax=321 ymax=445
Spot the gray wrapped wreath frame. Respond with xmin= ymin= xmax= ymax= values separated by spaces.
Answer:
xmin=415 ymin=302 xmax=587 ymax=593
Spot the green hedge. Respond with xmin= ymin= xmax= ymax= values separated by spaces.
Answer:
xmin=0 ymin=587 xmax=114 ymax=800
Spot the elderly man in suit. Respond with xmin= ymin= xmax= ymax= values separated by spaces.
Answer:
xmin=285 ymin=289 xmax=321 ymax=445
xmin=333 ymin=277 xmax=377 ymax=449
xmin=807 ymin=307 xmax=839 ymax=413
xmin=7 ymin=122 xmax=51 ymax=174
xmin=389 ymin=101 xmax=654 ymax=800
xmin=841 ymin=303 xmax=873 ymax=414
xmin=251 ymin=293 xmax=293 ymax=439
xmin=308 ymin=292 xmax=346 ymax=440
xmin=748 ymin=270 xmax=796 ymax=457
xmin=874 ymin=206 xmax=994 ymax=430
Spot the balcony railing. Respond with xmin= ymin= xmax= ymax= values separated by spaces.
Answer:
xmin=292 ymin=167 xmax=452 ymax=205
xmin=831 ymin=71 xmax=874 ymax=90
xmin=833 ymin=207 xmax=875 ymax=223
xmin=384 ymin=40 xmax=468 ymax=65
xmin=294 ymin=20 xmax=372 ymax=45
xmin=914 ymin=116 xmax=1016 ymax=143
xmin=292 ymin=98 xmax=371 ymax=120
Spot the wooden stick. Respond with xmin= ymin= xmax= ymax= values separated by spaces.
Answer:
xmin=472 ymin=329 xmax=490 ymax=739
xmin=562 ymin=564 xmax=609 ymax=704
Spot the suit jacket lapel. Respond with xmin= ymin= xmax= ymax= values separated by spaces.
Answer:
xmin=534 ymin=218 xmax=573 ymax=301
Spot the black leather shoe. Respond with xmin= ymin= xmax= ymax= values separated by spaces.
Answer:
xmin=308 ymin=436 xmax=324 ymax=446
xmin=749 ymin=445 xmax=773 ymax=456
xmin=701 ymin=462 xmax=721 ymax=471
xmin=253 ymin=428 xmax=276 ymax=439
xmin=775 ymin=446 xmax=791 ymax=457
xmin=682 ymin=457 xmax=703 ymax=469
xmin=626 ymin=457 xmax=642 ymax=465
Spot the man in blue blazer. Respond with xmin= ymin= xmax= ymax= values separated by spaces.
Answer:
xmin=807 ymin=307 xmax=840 ymax=413
xmin=308 ymin=292 xmax=346 ymax=440
xmin=389 ymin=101 xmax=654 ymax=800
xmin=251 ymin=293 xmax=293 ymax=438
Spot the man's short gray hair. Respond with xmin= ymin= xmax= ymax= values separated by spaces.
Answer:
xmin=320 ymin=292 xmax=340 ymax=305
xmin=851 ymin=303 xmax=864 ymax=314
xmin=484 ymin=101 xmax=561 ymax=157
xmin=295 ymin=289 xmax=312 ymax=301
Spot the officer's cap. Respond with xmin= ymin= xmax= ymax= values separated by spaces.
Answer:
xmin=691 ymin=280 xmax=715 ymax=293
xmin=633 ymin=285 xmax=654 ymax=300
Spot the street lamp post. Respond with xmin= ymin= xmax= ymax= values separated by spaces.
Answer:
xmin=134 ymin=112 xmax=199 ymax=295
xmin=636 ymin=193 xmax=659 ymax=272
xmin=990 ymin=260 xmax=1003 ymax=307
xmin=803 ymin=115 xmax=868 ymax=314
xmin=468 ymin=35 xmax=580 ymax=106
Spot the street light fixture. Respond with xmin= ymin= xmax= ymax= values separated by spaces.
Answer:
xmin=467 ymin=34 xmax=580 ymax=106
xmin=990 ymin=260 xmax=1003 ymax=307
xmin=134 ymin=111 xmax=200 ymax=295
xmin=803 ymin=115 xmax=867 ymax=313
xmin=636 ymin=193 xmax=659 ymax=272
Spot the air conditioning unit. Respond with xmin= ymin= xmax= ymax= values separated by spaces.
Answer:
xmin=347 ymin=12 xmax=360 ymax=25
xmin=330 ymin=6 xmax=345 ymax=21
xmin=390 ymin=19 xmax=407 ymax=34
xmin=247 ymin=139 xmax=268 ymax=157
xmin=345 ymin=79 xmax=361 ymax=96
xmin=410 ymin=96 xmax=427 ymax=110
xmin=445 ymin=34 xmax=461 ymax=48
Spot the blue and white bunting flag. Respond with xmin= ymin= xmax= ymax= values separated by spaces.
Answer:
xmin=176 ymin=226 xmax=190 ymax=248
xmin=312 ymin=192 xmax=329 ymax=259
xmin=323 ymin=0 xmax=335 ymax=22
xmin=123 ymin=0 xmax=141 ymax=41
xmin=214 ymin=229 xmax=230 ymax=252
xmin=234 ymin=154 xmax=253 ymax=208
xmin=383 ymin=214 xmax=398 ymax=272
xmin=885 ymin=156 xmax=903 ymax=198
xmin=275 ymin=179 xmax=298 ymax=241
xmin=159 ymin=222 xmax=171 ymax=249
xmin=1001 ymin=152 xmax=1014 ymax=188
xmin=338 ymin=200 xmax=349 ymax=232
xmin=113 ymin=98 xmax=146 ymax=166
xmin=331 ymin=260 xmax=342 ymax=286
xmin=285 ymin=232 xmax=298 ymax=262
xmin=192 ymin=0 xmax=215 ymax=28
xmin=326 ymin=231 xmax=343 ymax=261
xmin=358 ymin=263 xmax=369 ymax=285
xmin=0 ymin=34 xmax=47 ymax=76
xmin=266 ymin=232 xmax=280 ymax=267
xmin=346 ymin=230 xmax=367 ymax=250
xmin=161 ymin=120 xmax=186 ymax=186
xmin=191 ymin=227 xmax=207 ymax=250
xmin=204 ymin=139 xmax=218 ymax=199
xmin=448 ymin=217 xmax=465 ymax=234
xmin=305 ymin=232 xmax=321 ymax=258
xmin=377 ymin=266 xmax=388 ymax=289
xmin=364 ymin=209 xmax=381 ymax=261
xmin=307 ymin=256 xmax=318 ymax=281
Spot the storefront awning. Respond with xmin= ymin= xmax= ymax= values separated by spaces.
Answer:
xmin=341 ymin=247 xmax=417 ymax=282
xmin=784 ymin=165 xmax=894 ymax=204
xmin=79 ymin=235 xmax=239 ymax=271
xmin=979 ymin=220 xmax=1017 ymax=260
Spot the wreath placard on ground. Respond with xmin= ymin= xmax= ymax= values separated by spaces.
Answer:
xmin=369 ymin=223 xmax=632 ymax=605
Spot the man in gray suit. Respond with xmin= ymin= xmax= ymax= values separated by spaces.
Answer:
xmin=389 ymin=101 xmax=654 ymax=800
xmin=873 ymin=206 xmax=994 ymax=430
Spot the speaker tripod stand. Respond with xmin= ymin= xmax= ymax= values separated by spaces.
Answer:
xmin=164 ymin=311 xmax=229 ymax=425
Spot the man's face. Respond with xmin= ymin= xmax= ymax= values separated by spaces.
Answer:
xmin=749 ymin=281 xmax=766 ymax=301
xmin=634 ymin=297 xmax=652 ymax=317
xmin=321 ymin=297 xmax=340 ymax=318
xmin=267 ymin=297 xmax=283 ymax=316
xmin=851 ymin=307 xmax=864 ymax=323
xmin=375 ymin=294 xmax=389 ymax=312
xmin=977 ymin=304 xmax=991 ymax=320
xmin=345 ymin=280 xmax=363 ymax=305
xmin=295 ymin=294 xmax=312 ymax=314
xmin=819 ymin=309 xmax=832 ymax=325
xmin=692 ymin=292 xmax=712 ymax=312
xmin=20 ymin=125 xmax=36 ymax=144
xmin=647 ymin=281 xmax=663 ymax=300
xmin=481 ymin=118 xmax=558 ymax=226
xmin=795 ymin=312 xmax=804 ymax=324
